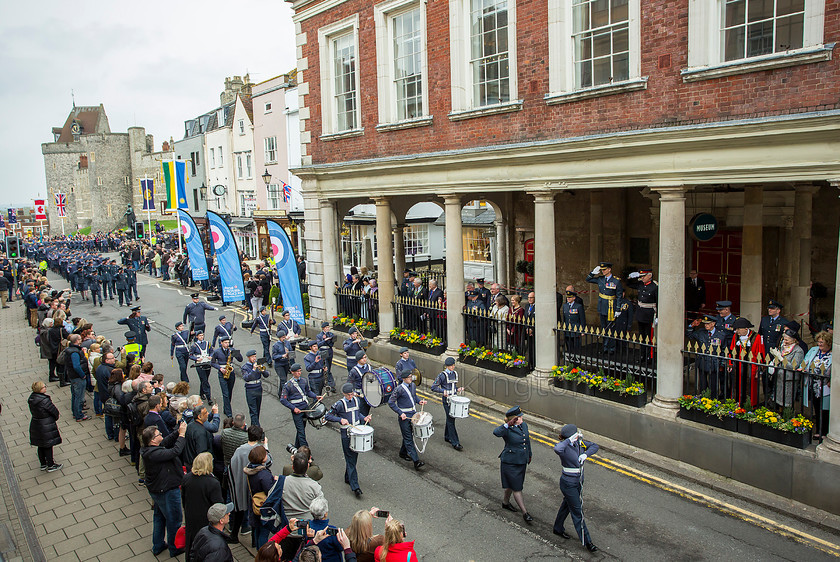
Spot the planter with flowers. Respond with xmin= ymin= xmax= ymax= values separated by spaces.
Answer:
xmin=743 ymin=408 xmax=812 ymax=449
xmin=551 ymin=365 xmax=647 ymax=407
xmin=390 ymin=328 xmax=446 ymax=355
xmin=331 ymin=315 xmax=378 ymax=338
xmin=458 ymin=343 xmax=530 ymax=377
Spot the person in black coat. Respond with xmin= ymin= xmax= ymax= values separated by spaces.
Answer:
xmin=190 ymin=503 xmax=234 ymax=562
xmin=492 ymin=405 xmax=533 ymax=524
xmin=28 ymin=381 xmax=62 ymax=472
xmin=181 ymin=452 xmax=224 ymax=560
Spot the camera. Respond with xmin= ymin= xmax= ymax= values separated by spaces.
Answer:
xmin=375 ymin=510 xmax=389 ymax=518
xmin=298 ymin=520 xmax=309 ymax=531
xmin=325 ymin=527 xmax=339 ymax=536
xmin=286 ymin=444 xmax=298 ymax=455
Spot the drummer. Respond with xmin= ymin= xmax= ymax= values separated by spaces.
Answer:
xmin=325 ymin=382 xmax=372 ymax=498
xmin=304 ymin=340 xmax=326 ymax=395
xmin=280 ymin=363 xmax=323 ymax=448
xmin=388 ymin=370 xmax=426 ymax=471
xmin=347 ymin=351 xmax=372 ymax=416
xmin=431 ymin=357 xmax=465 ymax=451
xmin=395 ymin=347 xmax=416 ymax=381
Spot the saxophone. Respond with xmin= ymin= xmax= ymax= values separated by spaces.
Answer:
xmin=223 ymin=349 xmax=234 ymax=379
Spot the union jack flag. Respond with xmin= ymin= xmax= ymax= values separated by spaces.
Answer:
xmin=55 ymin=193 xmax=67 ymax=217
xmin=282 ymin=181 xmax=291 ymax=203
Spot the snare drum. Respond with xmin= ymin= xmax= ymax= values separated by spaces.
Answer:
xmin=349 ymin=425 xmax=374 ymax=453
xmin=449 ymin=395 xmax=471 ymax=419
xmin=305 ymin=402 xmax=327 ymax=428
xmin=362 ymin=368 xmax=397 ymax=408
xmin=411 ymin=411 xmax=434 ymax=440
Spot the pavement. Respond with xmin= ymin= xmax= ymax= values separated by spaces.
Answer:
xmin=2 ymin=269 xmax=840 ymax=561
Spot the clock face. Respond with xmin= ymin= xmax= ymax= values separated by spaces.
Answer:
xmin=70 ymin=122 xmax=80 ymax=134
xmin=212 ymin=185 xmax=226 ymax=196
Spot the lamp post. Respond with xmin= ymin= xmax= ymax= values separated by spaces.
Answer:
xmin=199 ymin=183 xmax=207 ymax=200
xmin=262 ymin=169 xmax=272 ymax=186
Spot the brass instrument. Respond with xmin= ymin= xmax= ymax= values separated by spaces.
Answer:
xmin=411 ymin=368 xmax=422 ymax=387
xmin=255 ymin=363 xmax=268 ymax=372
xmin=360 ymin=339 xmax=371 ymax=350
xmin=223 ymin=349 xmax=234 ymax=379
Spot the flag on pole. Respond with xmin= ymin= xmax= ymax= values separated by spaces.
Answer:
xmin=282 ymin=181 xmax=291 ymax=203
xmin=178 ymin=210 xmax=209 ymax=280
xmin=55 ymin=193 xmax=67 ymax=217
xmin=207 ymin=211 xmax=245 ymax=302
xmin=34 ymin=200 xmax=46 ymax=220
xmin=7 ymin=209 xmax=17 ymax=224
xmin=161 ymin=161 xmax=189 ymax=210
xmin=267 ymin=220 xmax=305 ymax=324
xmin=0 ymin=213 xmax=5 ymax=228
xmin=141 ymin=179 xmax=155 ymax=210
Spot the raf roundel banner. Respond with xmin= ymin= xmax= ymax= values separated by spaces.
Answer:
xmin=267 ymin=220 xmax=305 ymax=324
xmin=177 ymin=210 xmax=209 ymax=281
xmin=207 ymin=210 xmax=245 ymax=302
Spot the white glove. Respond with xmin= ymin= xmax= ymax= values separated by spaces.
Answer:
xmin=591 ymin=266 xmax=601 ymax=275
xmin=629 ymin=272 xmax=640 ymax=279
xmin=578 ymin=453 xmax=587 ymax=464
xmin=568 ymin=433 xmax=579 ymax=444
xmin=769 ymin=348 xmax=783 ymax=361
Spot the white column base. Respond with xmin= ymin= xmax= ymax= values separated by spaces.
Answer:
xmin=647 ymin=394 xmax=680 ymax=420
xmin=817 ymin=436 xmax=840 ymax=464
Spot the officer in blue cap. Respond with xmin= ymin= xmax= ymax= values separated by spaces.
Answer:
xmin=241 ymin=349 xmax=269 ymax=427
xmin=493 ymin=405 xmax=533 ymax=523
xmin=304 ymin=340 xmax=326 ymax=395
xmin=431 ymin=357 xmax=464 ymax=451
xmin=280 ymin=363 xmax=322 ymax=448
xmin=759 ymin=299 xmax=788 ymax=350
xmin=170 ymin=321 xmax=192 ymax=383
xmin=325 ymin=382 xmax=372 ymax=497
xmin=586 ymin=261 xmax=623 ymax=353
xmin=687 ymin=314 xmax=728 ymax=397
xmin=553 ymin=424 xmax=599 ymax=552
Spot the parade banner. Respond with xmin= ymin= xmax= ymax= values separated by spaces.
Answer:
xmin=141 ymin=179 xmax=155 ymax=211
xmin=34 ymin=200 xmax=46 ymax=220
xmin=207 ymin=210 xmax=244 ymax=302
xmin=7 ymin=209 xmax=17 ymax=224
xmin=178 ymin=210 xmax=209 ymax=281
xmin=55 ymin=193 xmax=67 ymax=217
xmin=267 ymin=220 xmax=305 ymax=324
xmin=161 ymin=160 xmax=188 ymax=210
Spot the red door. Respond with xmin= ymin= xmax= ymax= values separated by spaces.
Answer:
xmin=693 ymin=230 xmax=742 ymax=315
xmin=524 ymin=238 xmax=534 ymax=284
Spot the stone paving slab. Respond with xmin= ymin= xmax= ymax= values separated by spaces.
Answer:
xmin=0 ymin=297 xmax=254 ymax=562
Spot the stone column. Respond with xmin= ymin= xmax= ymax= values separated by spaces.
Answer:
xmin=589 ymin=190 xmax=604 ymax=312
xmin=319 ymin=199 xmax=340 ymax=321
xmin=740 ymin=186 xmax=763 ymax=322
xmin=790 ymin=186 xmax=816 ymax=318
xmin=373 ymin=197 xmax=396 ymax=337
xmin=443 ymin=195 xmax=465 ymax=355
xmin=818 ymin=181 xmax=840 ymax=461
xmin=530 ymin=190 xmax=558 ymax=376
xmin=649 ymin=186 xmax=686 ymax=416
xmin=494 ymin=218 xmax=507 ymax=288
xmin=394 ymin=223 xmax=406 ymax=282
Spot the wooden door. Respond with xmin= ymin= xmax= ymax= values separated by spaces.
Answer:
xmin=693 ymin=230 xmax=742 ymax=314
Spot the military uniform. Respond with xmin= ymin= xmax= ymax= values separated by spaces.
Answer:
xmin=280 ymin=372 xmax=318 ymax=448
xmin=625 ymin=272 xmax=658 ymax=340
xmin=586 ymin=262 xmax=623 ymax=353
xmin=561 ymin=291 xmax=586 ymax=356
xmin=210 ymin=343 xmax=242 ymax=417
xmin=184 ymin=297 xmax=217 ymax=337
xmin=316 ymin=324 xmax=337 ymax=389
xmin=343 ymin=333 xmax=364 ymax=373
xmin=325 ymin=388 xmax=367 ymax=494
xmin=272 ymin=338 xmax=294 ymax=391
xmin=347 ymin=357 xmax=372 ymax=416
xmin=492 ymin=409 xmax=532 ymax=493
xmin=553 ymin=424 xmax=599 ymax=551
xmin=249 ymin=311 xmax=275 ymax=366
xmin=758 ymin=302 xmax=788 ymax=350
xmin=189 ymin=338 xmax=213 ymax=400
xmin=388 ymin=378 xmax=423 ymax=466
xmin=117 ymin=308 xmax=150 ymax=356
xmin=431 ymin=362 xmax=462 ymax=450
xmin=687 ymin=315 xmax=730 ymax=398
xmin=304 ymin=342 xmax=327 ymax=395
xmin=126 ymin=266 xmax=139 ymax=301
xmin=211 ymin=317 xmax=236 ymax=348
xmin=87 ymin=271 xmax=103 ymax=306
xmin=114 ymin=269 xmax=130 ymax=306
xmin=170 ymin=326 xmax=192 ymax=382
xmin=241 ymin=356 xmax=269 ymax=427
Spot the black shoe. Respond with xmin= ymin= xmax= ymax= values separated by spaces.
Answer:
xmin=227 ymin=536 xmax=239 ymax=544
xmin=59 ymin=382 xmax=70 ymax=387
xmin=586 ymin=543 xmax=598 ymax=552
xmin=48 ymin=377 xmax=60 ymax=382
xmin=119 ymin=448 xmax=131 ymax=456
xmin=152 ymin=544 xmax=169 ymax=556
xmin=414 ymin=460 xmax=425 ymax=470
xmin=502 ymin=503 xmax=518 ymax=512
xmin=46 ymin=463 xmax=63 ymax=472
xmin=523 ymin=513 xmax=533 ymax=523
xmin=453 ymin=444 xmax=463 ymax=451
xmin=354 ymin=489 xmax=363 ymax=498
xmin=399 ymin=454 xmax=412 ymax=461
xmin=169 ymin=548 xmax=184 ymax=558
xmin=553 ymin=530 xmax=571 ymax=539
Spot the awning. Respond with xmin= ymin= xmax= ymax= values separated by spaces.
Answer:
xmin=229 ymin=218 xmax=255 ymax=230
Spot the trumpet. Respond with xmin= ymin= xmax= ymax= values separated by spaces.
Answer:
xmin=255 ymin=363 xmax=268 ymax=372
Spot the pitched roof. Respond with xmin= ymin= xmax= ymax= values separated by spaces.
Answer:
xmin=53 ymin=105 xmax=110 ymax=142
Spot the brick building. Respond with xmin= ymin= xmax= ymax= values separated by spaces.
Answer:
xmin=289 ymin=0 xmax=840 ymax=456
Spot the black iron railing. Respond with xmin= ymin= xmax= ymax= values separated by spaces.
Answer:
xmin=462 ymin=307 xmax=534 ymax=367
xmin=393 ymin=296 xmax=447 ymax=344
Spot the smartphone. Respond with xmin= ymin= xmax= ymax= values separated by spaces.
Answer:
xmin=325 ymin=527 xmax=339 ymax=536
xmin=298 ymin=520 xmax=309 ymax=531
xmin=375 ymin=510 xmax=389 ymax=518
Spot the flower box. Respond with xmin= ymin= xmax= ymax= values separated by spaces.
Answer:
xmin=403 ymin=341 xmax=446 ymax=355
xmin=591 ymin=388 xmax=647 ymax=408
xmin=748 ymin=424 xmax=812 ymax=449
xmin=461 ymin=355 xmax=529 ymax=377
xmin=552 ymin=378 xmax=593 ymax=396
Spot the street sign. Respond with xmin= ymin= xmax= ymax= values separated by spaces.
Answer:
xmin=689 ymin=213 xmax=718 ymax=242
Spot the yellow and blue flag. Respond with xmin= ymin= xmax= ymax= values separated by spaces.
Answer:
xmin=161 ymin=161 xmax=189 ymax=210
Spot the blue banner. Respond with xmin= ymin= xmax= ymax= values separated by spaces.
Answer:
xmin=178 ymin=210 xmax=209 ymax=281
xmin=141 ymin=179 xmax=155 ymax=211
xmin=207 ymin=211 xmax=244 ymax=302
xmin=267 ymin=220 xmax=305 ymax=324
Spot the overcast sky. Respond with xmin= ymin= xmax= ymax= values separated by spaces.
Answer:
xmin=0 ymin=0 xmax=297 ymax=208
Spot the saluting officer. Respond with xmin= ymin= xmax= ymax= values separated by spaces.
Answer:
xmin=249 ymin=305 xmax=276 ymax=367
xmin=585 ymin=261 xmax=623 ymax=353
xmin=388 ymin=370 xmax=426 ymax=471
xmin=241 ymin=350 xmax=269 ymax=427
xmin=347 ymin=351 xmax=372 ymax=416
xmin=184 ymin=293 xmax=217 ymax=338
xmin=189 ymin=331 xmax=213 ymax=400
xmin=493 ymin=406 xmax=533 ymax=523
xmin=170 ymin=321 xmax=192 ymax=382
xmin=117 ymin=305 xmax=151 ymax=358
xmin=759 ymin=299 xmax=788 ymax=350
xmin=280 ymin=364 xmax=322 ymax=448
xmin=316 ymin=321 xmax=337 ymax=390
xmin=210 ymin=337 xmax=243 ymax=418
xmin=431 ymin=357 xmax=464 ymax=451
xmin=625 ymin=268 xmax=658 ymax=341
xmin=552 ymin=424 xmax=599 ymax=553
xmin=304 ymin=340 xmax=326 ymax=395
xmin=325 ymin=382 xmax=372 ymax=498
xmin=212 ymin=314 xmax=237 ymax=348
xmin=560 ymin=290 xmax=586 ymax=355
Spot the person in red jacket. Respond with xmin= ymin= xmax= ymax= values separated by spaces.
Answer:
xmin=373 ymin=519 xmax=418 ymax=562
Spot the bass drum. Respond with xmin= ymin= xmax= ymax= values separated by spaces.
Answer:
xmin=362 ymin=368 xmax=397 ymax=408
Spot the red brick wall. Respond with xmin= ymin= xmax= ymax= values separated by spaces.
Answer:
xmin=298 ymin=0 xmax=840 ymax=165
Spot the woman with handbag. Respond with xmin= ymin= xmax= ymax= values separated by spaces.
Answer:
xmin=245 ymin=445 xmax=277 ymax=548
xmin=28 ymin=381 xmax=63 ymax=472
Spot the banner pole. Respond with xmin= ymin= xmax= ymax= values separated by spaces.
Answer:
xmin=176 ymin=211 xmax=183 ymax=254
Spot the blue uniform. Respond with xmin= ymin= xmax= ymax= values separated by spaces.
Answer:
xmin=431 ymin=369 xmax=462 ymax=448
xmin=184 ymin=301 xmax=217 ymax=335
xmin=87 ymin=272 xmax=103 ymax=306
xmin=271 ymin=340 xmax=293 ymax=390
xmin=585 ymin=272 xmax=623 ymax=352
xmin=276 ymin=318 xmax=301 ymax=339
xmin=686 ymin=325 xmax=730 ymax=398
xmin=493 ymin=422 xmax=532 ymax=492
xmin=241 ymin=361 xmax=269 ymax=427
xmin=117 ymin=314 xmax=150 ymax=350
xmin=126 ymin=267 xmax=139 ymax=300
xmin=561 ymin=299 xmax=586 ymax=354
xmin=212 ymin=321 xmax=236 ymax=347
xmin=716 ymin=313 xmax=737 ymax=334
xmin=210 ymin=346 xmax=242 ymax=417
xmin=304 ymin=350 xmax=326 ymax=394
xmin=395 ymin=357 xmax=417 ymax=377
xmin=343 ymin=337 xmax=363 ymax=373
xmin=388 ymin=381 xmax=421 ymax=462
xmin=114 ymin=271 xmax=130 ymax=305
xmin=280 ymin=376 xmax=317 ymax=448
xmin=316 ymin=330 xmax=337 ymax=387
xmin=189 ymin=340 xmax=213 ymax=400
xmin=758 ymin=314 xmax=788 ymax=350
xmin=250 ymin=313 xmax=274 ymax=366
xmin=170 ymin=329 xmax=192 ymax=382
xmin=325 ymin=396 xmax=366 ymax=492
xmin=553 ymin=436 xmax=599 ymax=544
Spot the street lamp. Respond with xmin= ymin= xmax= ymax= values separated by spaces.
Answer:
xmin=262 ymin=169 xmax=272 ymax=186
xmin=199 ymin=183 xmax=207 ymax=200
